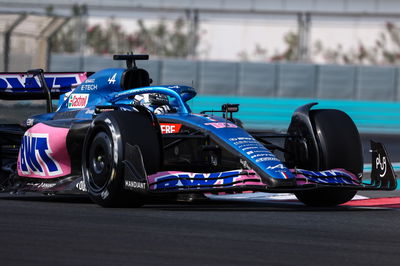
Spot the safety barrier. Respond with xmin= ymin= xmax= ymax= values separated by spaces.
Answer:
xmin=50 ymin=54 xmax=400 ymax=133
xmin=50 ymin=54 xmax=400 ymax=102
xmin=188 ymin=95 xmax=400 ymax=134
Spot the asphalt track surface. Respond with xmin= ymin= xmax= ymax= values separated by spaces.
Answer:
xmin=0 ymin=134 xmax=400 ymax=266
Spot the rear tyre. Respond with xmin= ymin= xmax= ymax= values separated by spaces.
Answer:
xmin=82 ymin=111 xmax=161 ymax=207
xmin=285 ymin=109 xmax=363 ymax=206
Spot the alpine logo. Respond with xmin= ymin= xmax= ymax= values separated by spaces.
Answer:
xmin=160 ymin=123 xmax=182 ymax=134
xmin=68 ymin=93 xmax=89 ymax=108
xmin=108 ymin=73 xmax=117 ymax=84
xmin=266 ymin=164 xmax=285 ymax=170
xmin=19 ymin=133 xmax=62 ymax=176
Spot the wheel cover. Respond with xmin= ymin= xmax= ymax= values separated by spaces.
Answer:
xmin=87 ymin=132 xmax=113 ymax=192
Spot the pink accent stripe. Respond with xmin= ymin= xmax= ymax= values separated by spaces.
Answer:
xmin=79 ymin=73 xmax=88 ymax=82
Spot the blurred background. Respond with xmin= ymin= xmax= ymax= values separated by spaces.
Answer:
xmin=0 ymin=0 xmax=400 ymax=136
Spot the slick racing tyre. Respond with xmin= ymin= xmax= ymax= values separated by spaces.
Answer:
xmin=285 ymin=109 xmax=363 ymax=207
xmin=82 ymin=111 xmax=161 ymax=207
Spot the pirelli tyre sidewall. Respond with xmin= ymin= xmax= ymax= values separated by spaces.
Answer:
xmin=288 ymin=109 xmax=363 ymax=207
xmin=82 ymin=111 xmax=161 ymax=207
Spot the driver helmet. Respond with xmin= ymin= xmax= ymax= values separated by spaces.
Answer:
xmin=133 ymin=93 xmax=169 ymax=107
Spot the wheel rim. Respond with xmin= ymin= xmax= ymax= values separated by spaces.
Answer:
xmin=88 ymin=132 xmax=113 ymax=191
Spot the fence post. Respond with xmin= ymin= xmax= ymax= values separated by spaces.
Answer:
xmin=186 ymin=9 xmax=199 ymax=58
xmin=3 ymin=13 xmax=26 ymax=72
xmin=47 ymin=17 xmax=70 ymax=71
xmin=297 ymin=12 xmax=311 ymax=61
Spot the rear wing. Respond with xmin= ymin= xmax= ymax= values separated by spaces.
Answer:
xmin=0 ymin=72 xmax=91 ymax=100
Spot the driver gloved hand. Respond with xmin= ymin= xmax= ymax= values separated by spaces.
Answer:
xmin=154 ymin=105 xmax=171 ymax=115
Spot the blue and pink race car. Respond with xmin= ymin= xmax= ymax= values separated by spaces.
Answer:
xmin=0 ymin=54 xmax=396 ymax=207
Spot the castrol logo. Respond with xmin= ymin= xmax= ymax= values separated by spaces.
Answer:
xmin=68 ymin=93 xmax=89 ymax=108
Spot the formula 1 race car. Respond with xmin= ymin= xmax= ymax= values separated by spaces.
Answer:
xmin=0 ymin=54 xmax=397 ymax=207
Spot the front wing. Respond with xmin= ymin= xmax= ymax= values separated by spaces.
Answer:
xmin=124 ymin=141 xmax=397 ymax=194
xmin=7 ymin=141 xmax=396 ymax=195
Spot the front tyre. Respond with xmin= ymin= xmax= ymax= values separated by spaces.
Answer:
xmin=82 ymin=111 xmax=161 ymax=207
xmin=286 ymin=109 xmax=363 ymax=206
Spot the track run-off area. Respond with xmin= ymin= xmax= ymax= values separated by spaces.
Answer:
xmin=0 ymin=133 xmax=399 ymax=265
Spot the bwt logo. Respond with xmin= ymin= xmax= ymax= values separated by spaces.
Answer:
xmin=0 ymin=75 xmax=81 ymax=89
xmin=154 ymin=171 xmax=240 ymax=189
xmin=19 ymin=133 xmax=62 ymax=176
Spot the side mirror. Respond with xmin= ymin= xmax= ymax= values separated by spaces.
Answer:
xmin=222 ymin=103 xmax=239 ymax=113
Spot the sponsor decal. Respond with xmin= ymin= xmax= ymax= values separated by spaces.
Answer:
xmin=108 ymin=73 xmax=117 ymax=84
xmin=376 ymin=154 xmax=387 ymax=177
xmin=242 ymin=146 xmax=259 ymax=151
xmin=19 ymin=133 xmax=62 ymax=177
xmin=154 ymin=171 xmax=240 ymax=189
xmin=125 ymin=181 xmax=146 ymax=190
xmin=84 ymin=78 xmax=95 ymax=83
xmin=229 ymin=136 xmax=279 ymax=162
xmin=80 ymin=84 xmax=97 ymax=91
xmin=68 ymin=93 xmax=89 ymax=109
xmin=266 ymin=164 xmax=285 ymax=170
xmin=85 ymin=109 xmax=95 ymax=115
xmin=229 ymin=137 xmax=253 ymax=141
xmin=228 ymin=134 xmax=293 ymax=179
xmin=76 ymin=180 xmax=87 ymax=192
xmin=149 ymin=170 xmax=264 ymax=190
xmin=160 ymin=123 xmax=182 ymax=134
xmin=250 ymin=153 xmax=274 ymax=158
xmin=294 ymin=169 xmax=358 ymax=185
xmin=17 ymin=123 xmax=71 ymax=179
xmin=237 ymin=143 xmax=262 ymax=148
xmin=0 ymin=73 xmax=86 ymax=90
xmin=26 ymin=118 xmax=34 ymax=127
xmin=26 ymin=182 xmax=57 ymax=189
xmin=234 ymin=140 xmax=258 ymax=145
xmin=205 ymin=122 xmax=238 ymax=129
xmin=255 ymin=157 xmax=280 ymax=162
xmin=298 ymin=169 xmax=350 ymax=178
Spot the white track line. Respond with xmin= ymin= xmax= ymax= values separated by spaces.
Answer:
xmin=206 ymin=192 xmax=368 ymax=202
